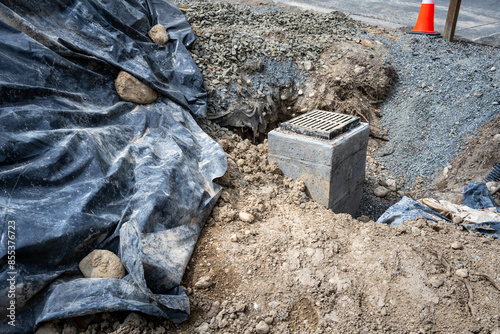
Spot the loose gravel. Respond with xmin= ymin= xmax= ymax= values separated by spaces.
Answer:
xmin=370 ymin=32 xmax=500 ymax=191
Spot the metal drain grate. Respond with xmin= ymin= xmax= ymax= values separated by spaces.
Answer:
xmin=279 ymin=110 xmax=360 ymax=140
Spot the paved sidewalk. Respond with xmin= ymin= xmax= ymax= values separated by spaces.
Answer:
xmin=273 ymin=0 xmax=500 ymax=47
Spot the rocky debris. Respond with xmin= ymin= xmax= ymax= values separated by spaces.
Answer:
xmin=79 ymin=249 xmax=126 ymax=279
xmin=428 ymin=277 xmax=444 ymax=288
xmin=180 ymin=1 xmax=397 ymax=137
xmin=385 ymin=179 xmax=397 ymax=191
xmin=114 ymin=71 xmax=158 ymax=104
xmin=451 ymin=241 xmax=463 ymax=250
xmin=194 ymin=322 xmax=210 ymax=333
xmin=255 ymin=320 xmax=270 ymax=334
xmin=194 ymin=275 xmax=213 ymax=289
xmin=303 ymin=60 xmax=313 ymax=71
xmin=239 ymin=211 xmax=255 ymax=223
xmin=373 ymin=186 xmax=390 ymax=198
xmin=148 ymin=24 xmax=169 ymax=45
xmin=185 ymin=1 xmax=360 ymax=92
xmin=455 ymin=269 xmax=469 ymax=278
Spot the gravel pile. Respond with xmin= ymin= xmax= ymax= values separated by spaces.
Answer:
xmin=370 ymin=32 xmax=500 ymax=190
xmin=182 ymin=0 xmax=362 ymax=92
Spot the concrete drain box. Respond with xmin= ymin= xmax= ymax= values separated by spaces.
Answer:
xmin=268 ymin=110 xmax=369 ymax=215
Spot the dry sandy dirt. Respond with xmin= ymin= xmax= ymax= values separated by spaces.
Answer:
xmin=39 ymin=3 xmax=500 ymax=334
xmin=47 ymin=125 xmax=500 ymax=334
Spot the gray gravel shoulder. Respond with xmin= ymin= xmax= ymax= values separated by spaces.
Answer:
xmin=368 ymin=31 xmax=500 ymax=191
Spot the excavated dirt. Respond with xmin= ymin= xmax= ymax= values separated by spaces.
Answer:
xmin=51 ymin=129 xmax=500 ymax=334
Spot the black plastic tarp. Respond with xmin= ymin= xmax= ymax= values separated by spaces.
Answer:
xmin=0 ymin=0 xmax=226 ymax=332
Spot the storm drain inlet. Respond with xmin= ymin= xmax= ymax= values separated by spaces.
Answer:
xmin=279 ymin=110 xmax=360 ymax=140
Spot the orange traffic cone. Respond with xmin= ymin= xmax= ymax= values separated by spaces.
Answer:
xmin=411 ymin=0 xmax=438 ymax=34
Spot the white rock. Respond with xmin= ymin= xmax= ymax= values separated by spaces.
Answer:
xmin=239 ymin=211 xmax=255 ymax=223
xmin=354 ymin=66 xmax=366 ymax=75
xmin=304 ymin=61 xmax=313 ymax=71
xmin=298 ymin=89 xmax=303 ymax=96
xmin=386 ymin=179 xmax=397 ymax=191
xmin=455 ymin=269 xmax=469 ymax=278
xmin=195 ymin=275 xmax=213 ymax=289
xmin=491 ymin=67 xmax=496 ymax=72
xmin=79 ymin=249 xmax=126 ymax=279
xmin=255 ymin=320 xmax=270 ymax=334
xmin=230 ymin=234 xmax=239 ymax=242
xmin=451 ymin=241 xmax=463 ymax=250
xmin=195 ymin=322 xmax=210 ymax=334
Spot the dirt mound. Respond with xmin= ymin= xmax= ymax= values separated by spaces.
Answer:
xmin=51 ymin=123 xmax=500 ymax=334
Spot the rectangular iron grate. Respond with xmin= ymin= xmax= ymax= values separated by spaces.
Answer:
xmin=279 ymin=110 xmax=360 ymax=140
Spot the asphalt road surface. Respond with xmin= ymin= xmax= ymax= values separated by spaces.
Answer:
xmin=274 ymin=0 xmax=500 ymax=46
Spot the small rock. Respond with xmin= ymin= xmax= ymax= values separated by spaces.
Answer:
xmin=429 ymin=277 xmax=444 ymax=288
xmin=236 ymin=159 xmax=245 ymax=167
xmin=79 ymin=249 xmax=126 ymax=279
xmin=148 ymin=24 xmax=169 ymax=45
xmin=358 ymin=215 xmax=371 ymax=223
xmin=452 ymin=216 xmax=463 ymax=224
xmin=455 ymin=269 xmax=469 ymax=278
xmin=298 ymin=89 xmax=303 ymax=96
xmin=491 ymin=67 xmax=496 ymax=72
xmin=374 ymin=186 xmax=390 ymax=198
xmin=123 ymin=313 xmax=145 ymax=327
xmin=494 ymin=134 xmax=500 ymax=141
xmin=354 ymin=66 xmax=366 ymax=75
xmin=366 ymin=156 xmax=375 ymax=164
xmin=255 ymin=320 xmax=270 ymax=334
xmin=195 ymin=275 xmax=213 ymax=289
xmin=473 ymin=93 xmax=483 ymax=98
xmin=443 ymin=166 xmax=449 ymax=177
xmin=308 ymin=91 xmax=315 ymax=97
xmin=115 ymin=71 xmax=158 ymax=104
xmin=411 ymin=226 xmax=421 ymax=237
xmin=264 ymin=317 xmax=274 ymax=325
xmin=421 ymin=82 xmax=427 ymax=89
xmin=493 ymin=102 xmax=499 ymax=105
xmin=234 ymin=301 xmax=246 ymax=312
xmin=207 ymin=301 xmax=221 ymax=318
xmin=386 ymin=179 xmax=397 ymax=191
xmin=304 ymin=61 xmax=313 ymax=71
xmin=335 ymin=76 xmax=342 ymax=82
xmin=451 ymin=241 xmax=463 ymax=250
xmin=195 ymin=322 xmax=210 ymax=334
xmin=361 ymin=39 xmax=373 ymax=48
xmin=239 ymin=211 xmax=255 ymax=223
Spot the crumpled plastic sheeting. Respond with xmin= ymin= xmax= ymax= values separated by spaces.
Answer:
xmin=377 ymin=183 xmax=500 ymax=238
xmin=0 ymin=0 xmax=226 ymax=332
xmin=376 ymin=196 xmax=451 ymax=226
xmin=462 ymin=182 xmax=499 ymax=212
